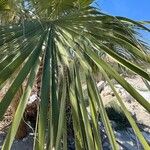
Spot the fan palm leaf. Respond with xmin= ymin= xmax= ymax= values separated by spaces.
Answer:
xmin=0 ymin=0 xmax=150 ymax=149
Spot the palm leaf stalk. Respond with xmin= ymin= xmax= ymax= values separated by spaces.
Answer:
xmin=0 ymin=0 xmax=150 ymax=150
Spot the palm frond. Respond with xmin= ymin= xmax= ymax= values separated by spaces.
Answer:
xmin=0 ymin=1 xmax=150 ymax=150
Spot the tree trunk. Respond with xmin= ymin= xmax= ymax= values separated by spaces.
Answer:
xmin=10 ymin=86 xmax=28 ymax=139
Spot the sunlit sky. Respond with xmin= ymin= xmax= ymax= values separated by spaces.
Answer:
xmin=92 ymin=0 xmax=150 ymax=43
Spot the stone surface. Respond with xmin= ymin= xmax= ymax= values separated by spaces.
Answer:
xmin=0 ymin=132 xmax=33 ymax=150
xmin=101 ymin=75 xmax=150 ymax=132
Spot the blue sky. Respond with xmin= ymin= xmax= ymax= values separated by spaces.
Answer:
xmin=93 ymin=0 xmax=150 ymax=20
xmin=92 ymin=0 xmax=150 ymax=43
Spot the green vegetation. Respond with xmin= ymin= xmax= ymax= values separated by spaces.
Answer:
xmin=105 ymin=101 xmax=131 ymax=130
xmin=0 ymin=0 xmax=150 ymax=150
